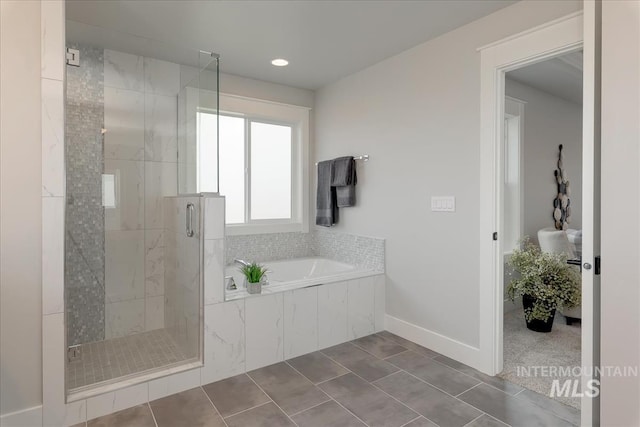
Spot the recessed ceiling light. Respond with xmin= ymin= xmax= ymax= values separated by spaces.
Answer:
xmin=271 ymin=58 xmax=289 ymax=67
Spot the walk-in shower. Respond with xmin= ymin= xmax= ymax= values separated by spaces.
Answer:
xmin=64 ymin=20 xmax=218 ymax=397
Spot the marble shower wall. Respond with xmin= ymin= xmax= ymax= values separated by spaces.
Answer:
xmin=102 ymin=49 xmax=180 ymax=339
xmin=65 ymin=46 xmax=182 ymax=345
xmin=65 ymin=44 xmax=105 ymax=346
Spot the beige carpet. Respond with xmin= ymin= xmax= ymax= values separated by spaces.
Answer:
xmin=499 ymin=308 xmax=581 ymax=409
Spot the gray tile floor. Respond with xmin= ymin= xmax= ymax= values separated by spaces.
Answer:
xmin=68 ymin=329 xmax=187 ymax=390
xmin=76 ymin=332 xmax=580 ymax=427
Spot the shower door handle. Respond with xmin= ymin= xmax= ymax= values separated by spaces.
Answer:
xmin=186 ymin=203 xmax=195 ymax=237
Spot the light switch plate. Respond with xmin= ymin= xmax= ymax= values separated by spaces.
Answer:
xmin=431 ymin=196 xmax=455 ymax=212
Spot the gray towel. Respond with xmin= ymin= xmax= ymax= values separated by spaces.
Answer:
xmin=331 ymin=156 xmax=357 ymax=207
xmin=316 ymin=160 xmax=338 ymax=226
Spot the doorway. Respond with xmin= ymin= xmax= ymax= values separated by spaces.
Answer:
xmin=478 ymin=8 xmax=601 ymax=427
xmin=500 ymin=51 xmax=584 ymax=411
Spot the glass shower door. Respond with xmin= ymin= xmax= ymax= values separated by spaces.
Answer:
xmin=64 ymin=20 xmax=218 ymax=396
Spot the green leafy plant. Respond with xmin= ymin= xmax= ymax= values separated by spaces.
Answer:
xmin=240 ymin=262 xmax=268 ymax=284
xmin=507 ymin=237 xmax=581 ymax=322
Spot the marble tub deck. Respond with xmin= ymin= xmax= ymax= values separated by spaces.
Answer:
xmin=75 ymin=331 xmax=579 ymax=427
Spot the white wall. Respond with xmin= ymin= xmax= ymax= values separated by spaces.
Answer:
xmin=313 ymin=0 xmax=582 ymax=349
xmin=0 ymin=0 xmax=43 ymax=417
xmin=505 ymin=78 xmax=583 ymax=243
xmin=601 ymin=1 xmax=640 ymax=425
xmin=180 ymin=67 xmax=314 ymax=108
xmin=220 ymin=73 xmax=314 ymax=109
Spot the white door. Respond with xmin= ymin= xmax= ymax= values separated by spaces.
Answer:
xmin=580 ymin=1 xmax=601 ymax=424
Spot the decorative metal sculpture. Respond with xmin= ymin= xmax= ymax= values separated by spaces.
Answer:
xmin=553 ymin=144 xmax=571 ymax=230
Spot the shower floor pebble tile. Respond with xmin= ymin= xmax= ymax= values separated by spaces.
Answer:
xmin=79 ymin=332 xmax=579 ymax=427
xmin=67 ymin=328 xmax=187 ymax=390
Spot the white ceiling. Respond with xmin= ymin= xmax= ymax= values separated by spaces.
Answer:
xmin=66 ymin=0 xmax=516 ymax=90
xmin=507 ymin=51 xmax=583 ymax=104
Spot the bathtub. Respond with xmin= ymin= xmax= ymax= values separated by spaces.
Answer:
xmin=225 ymin=257 xmax=380 ymax=300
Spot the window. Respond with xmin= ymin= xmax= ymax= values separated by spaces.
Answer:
xmin=198 ymin=94 xmax=309 ymax=234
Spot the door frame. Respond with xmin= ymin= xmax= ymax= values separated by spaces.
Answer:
xmin=503 ymin=95 xmax=526 ymax=255
xmin=478 ymin=8 xmax=600 ymax=426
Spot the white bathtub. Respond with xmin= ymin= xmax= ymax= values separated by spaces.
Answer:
xmin=225 ymin=257 xmax=380 ymax=300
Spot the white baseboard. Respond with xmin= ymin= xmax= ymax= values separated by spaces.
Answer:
xmin=0 ymin=406 xmax=42 ymax=427
xmin=385 ymin=314 xmax=484 ymax=372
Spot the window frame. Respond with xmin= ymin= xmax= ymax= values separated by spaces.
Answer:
xmin=200 ymin=93 xmax=310 ymax=235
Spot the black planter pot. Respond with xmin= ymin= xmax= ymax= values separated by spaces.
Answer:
xmin=522 ymin=295 xmax=556 ymax=333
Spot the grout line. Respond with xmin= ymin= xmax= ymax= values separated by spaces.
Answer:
xmin=370 ymin=369 xmax=403 ymax=384
xmin=284 ymin=360 xmax=327 ymax=388
xmin=375 ymin=331 xmax=441 ymax=359
xmin=325 ymin=397 xmax=372 ymax=427
xmin=399 ymin=415 xmax=422 ymax=427
xmin=347 ymin=340 xmax=388 ymax=359
xmin=382 ymin=349 xmax=411 ymax=360
xmin=462 ymin=414 xmax=485 ymax=427
xmin=200 ymin=385 xmax=230 ymax=427
xmin=427 ymin=356 xmax=489 ymax=385
xmin=360 ymin=371 xmax=423 ymax=421
xmin=427 ymin=348 xmax=530 ymax=399
xmin=222 ymin=401 xmax=272 ymax=420
xmin=244 ymin=372 xmax=301 ymax=427
xmin=384 ymin=363 xmax=486 ymax=414
xmin=288 ymin=398 xmax=332 ymax=418
xmin=485 ymin=413 xmax=513 ymax=427
xmin=314 ymin=371 xmax=352 ymax=386
xmin=451 ymin=376 xmax=560 ymax=426
xmin=510 ymin=390 xmax=580 ymax=426
xmin=290 ymin=354 xmax=370 ymax=427
xmin=147 ymin=402 xmax=159 ymax=427
xmin=321 ymin=355 xmax=421 ymax=423
xmin=386 ymin=347 xmax=509 ymax=401
xmin=279 ymin=361 xmax=333 ymax=412
xmin=468 ymin=378 xmax=526 ymax=399
xmin=455 ymin=382 xmax=483 ymax=398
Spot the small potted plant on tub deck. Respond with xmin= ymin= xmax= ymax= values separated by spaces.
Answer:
xmin=507 ymin=237 xmax=581 ymax=332
xmin=240 ymin=262 xmax=268 ymax=295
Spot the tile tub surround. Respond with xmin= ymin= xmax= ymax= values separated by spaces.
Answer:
xmin=225 ymin=229 xmax=385 ymax=271
xmin=224 ymin=257 xmax=382 ymax=302
xmin=202 ymin=274 xmax=386 ymax=385
xmin=225 ymin=232 xmax=313 ymax=265
xmin=312 ymin=228 xmax=385 ymax=271
xmin=79 ymin=332 xmax=579 ymax=427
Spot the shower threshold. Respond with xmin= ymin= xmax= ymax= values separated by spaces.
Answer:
xmin=66 ymin=329 xmax=201 ymax=402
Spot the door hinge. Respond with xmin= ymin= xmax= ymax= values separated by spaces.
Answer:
xmin=595 ymin=256 xmax=601 ymax=275
xmin=67 ymin=345 xmax=81 ymax=362
xmin=66 ymin=48 xmax=80 ymax=67
xmin=492 ymin=232 xmax=498 ymax=241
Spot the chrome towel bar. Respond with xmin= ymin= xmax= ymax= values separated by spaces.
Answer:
xmin=315 ymin=154 xmax=369 ymax=166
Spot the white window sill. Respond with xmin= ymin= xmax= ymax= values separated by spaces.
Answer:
xmin=225 ymin=222 xmax=308 ymax=236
